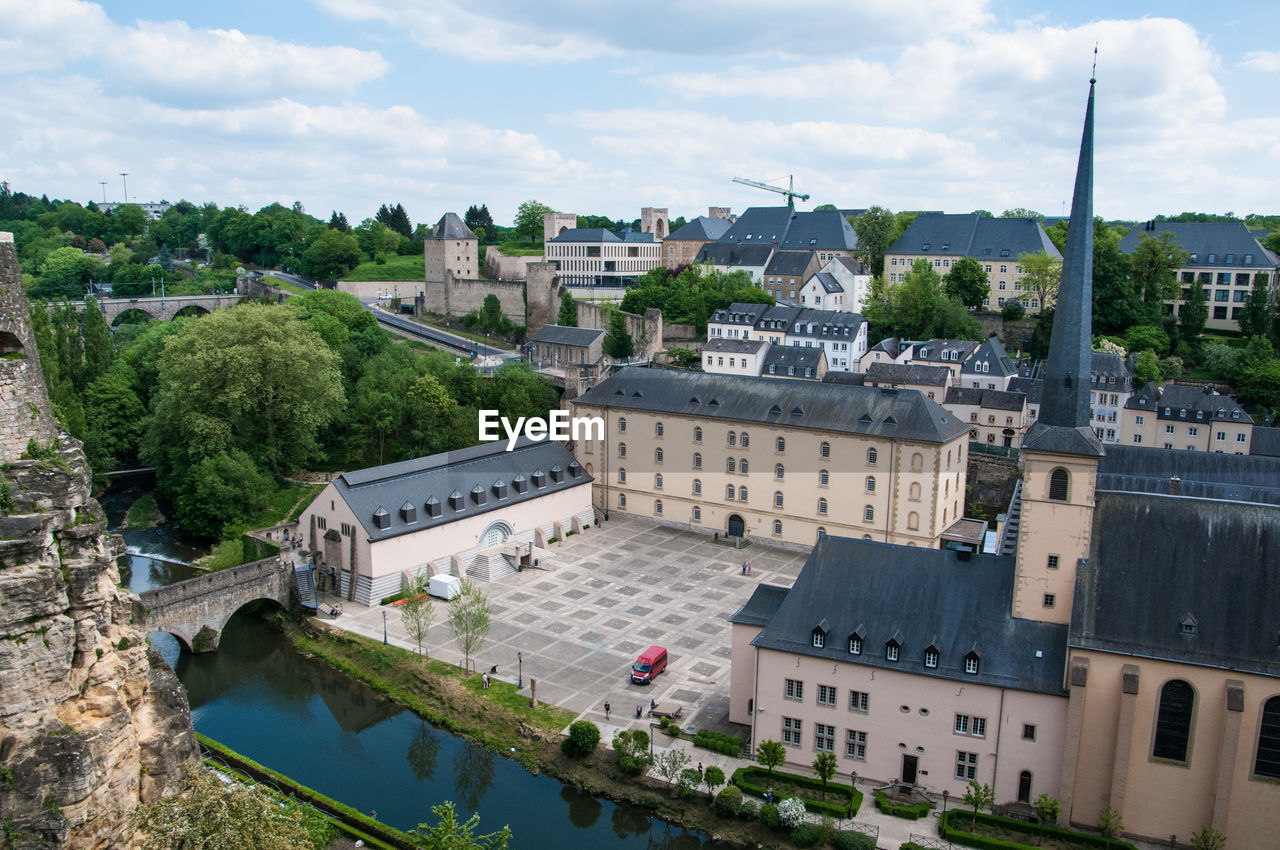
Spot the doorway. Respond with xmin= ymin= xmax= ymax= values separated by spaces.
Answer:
xmin=1017 ymin=770 xmax=1033 ymax=803
xmin=901 ymin=754 xmax=918 ymax=785
xmin=727 ymin=514 xmax=745 ymax=538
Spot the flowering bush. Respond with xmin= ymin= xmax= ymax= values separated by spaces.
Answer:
xmin=778 ymin=796 xmax=807 ymax=828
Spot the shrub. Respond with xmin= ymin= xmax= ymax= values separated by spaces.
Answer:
xmin=693 ymin=728 xmax=743 ymax=756
xmin=777 ymin=797 xmax=806 ymax=829
xmin=832 ymin=831 xmax=877 ymax=850
xmin=715 ymin=785 xmax=743 ymax=816
xmin=658 ymin=716 xmax=670 ymax=729
xmin=790 ymin=823 xmax=822 ymax=848
xmin=1001 ymin=301 xmax=1025 ymax=320
xmin=678 ymin=768 xmax=702 ymax=799
xmin=758 ymin=803 xmax=780 ymax=829
xmin=874 ymin=791 xmax=932 ymax=820
xmin=738 ymin=800 xmax=756 ymax=819
xmin=562 ymin=720 xmax=600 ymax=757
xmin=612 ymin=729 xmax=652 ymax=776
xmin=731 ymin=766 xmax=861 ymax=818
xmin=899 ymin=844 xmax=927 ymax=850
xmin=940 ymin=810 xmax=1142 ymax=850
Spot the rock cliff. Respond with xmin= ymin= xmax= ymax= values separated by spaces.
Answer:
xmin=0 ymin=232 xmax=198 ymax=848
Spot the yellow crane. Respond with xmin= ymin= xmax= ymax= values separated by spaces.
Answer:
xmin=731 ymin=174 xmax=810 ymax=208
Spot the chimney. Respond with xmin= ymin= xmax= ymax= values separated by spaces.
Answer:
xmin=1170 ymin=476 xmax=1181 ymax=496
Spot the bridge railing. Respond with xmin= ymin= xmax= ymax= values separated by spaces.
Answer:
xmin=137 ymin=556 xmax=287 ymax=611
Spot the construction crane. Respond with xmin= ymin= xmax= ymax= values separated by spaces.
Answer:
xmin=731 ymin=174 xmax=810 ymax=208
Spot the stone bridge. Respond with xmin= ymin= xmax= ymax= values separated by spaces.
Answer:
xmin=68 ymin=293 xmax=244 ymax=323
xmin=133 ymin=557 xmax=297 ymax=652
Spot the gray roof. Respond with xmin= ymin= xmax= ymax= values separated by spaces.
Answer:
xmin=1021 ymin=422 xmax=1103 ymax=456
xmin=704 ymin=337 xmax=768 ymax=355
xmin=1124 ymin=382 xmax=1252 ymax=423
xmin=729 ymin=584 xmax=791 ymax=627
xmin=529 ymin=324 xmax=604 ymax=347
xmin=717 ymin=207 xmax=858 ymax=252
xmin=1098 ymin=444 xmax=1280 ymax=506
xmin=1072 ymin=490 xmax=1280 ymax=676
xmin=709 ymin=302 xmax=771 ymax=326
xmin=867 ymin=337 xmax=907 ymax=357
xmin=695 ymin=242 xmax=776 ymax=267
xmin=1252 ymin=426 xmax=1280 ymax=458
xmin=1088 ymin=352 xmax=1132 ymax=391
xmin=548 ymin=228 xmax=623 ymax=243
xmin=577 ymin=367 xmax=969 ymax=444
xmin=667 ymin=216 xmax=734 ymax=242
xmin=428 ymin=212 xmax=477 ymax=240
xmin=1117 ymin=222 xmax=1278 ymax=269
xmin=1007 ymin=376 xmax=1043 ymax=404
xmin=743 ymin=537 xmax=1069 ymax=694
xmin=833 ymin=256 xmax=870 ymax=276
xmin=762 ymin=346 xmax=824 ymax=375
xmin=787 ymin=309 xmax=865 ymax=341
xmin=913 ymin=339 xmax=980 ymax=364
xmin=866 ymin=362 xmax=950 ymax=387
xmin=808 ymin=271 xmax=844 ymax=293
xmin=944 ymin=387 xmax=1026 ymax=412
xmin=888 ymin=213 xmax=1061 ymax=260
xmin=961 ymin=337 xmax=1016 ymax=377
xmin=764 ymin=251 xmax=816 ymax=277
xmin=333 ymin=438 xmax=591 ymax=543
xmin=822 ymin=371 xmax=867 ymax=386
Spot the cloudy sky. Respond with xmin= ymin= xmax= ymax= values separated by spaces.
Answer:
xmin=2 ymin=0 xmax=1278 ymax=229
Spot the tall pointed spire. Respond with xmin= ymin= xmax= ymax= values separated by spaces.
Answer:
xmin=1023 ymin=72 xmax=1104 ymax=456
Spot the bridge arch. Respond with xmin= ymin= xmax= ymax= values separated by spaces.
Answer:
xmin=172 ymin=305 xmax=211 ymax=320
xmin=112 ymin=307 xmax=156 ymax=326
xmin=147 ymin=629 xmax=193 ymax=654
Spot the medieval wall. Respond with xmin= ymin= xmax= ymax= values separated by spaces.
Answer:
xmin=482 ymin=249 xmax=540 ymax=281
xmin=574 ymin=300 xmax=664 ymax=360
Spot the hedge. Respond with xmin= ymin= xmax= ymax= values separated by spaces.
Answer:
xmin=831 ymin=831 xmax=877 ymax=850
xmin=730 ymin=766 xmax=862 ymax=818
xmin=874 ymin=790 xmax=932 ymax=820
xmin=940 ymin=810 xmax=1141 ymax=850
xmin=692 ymin=728 xmax=743 ymax=756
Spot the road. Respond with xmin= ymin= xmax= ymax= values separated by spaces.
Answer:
xmin=265 ymin=271 xmax=316 ymax=290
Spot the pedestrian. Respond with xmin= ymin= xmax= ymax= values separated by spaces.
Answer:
xmin=482 ymin=672 xmax=490 ymax=689
xmin=604 ymin=700 xmax=611 ymax=720
xmin=740 ymin=562 xmax=746 ymax=575
xmin=635 ymin=705 xmax=642 ymax=719
xmin=747 ymin=561 xmax=752 ymax=575
xmin=697 ymin=762 xmax=703 ymax=775
xmin=650 ymin=697 xmax=658 ymax=711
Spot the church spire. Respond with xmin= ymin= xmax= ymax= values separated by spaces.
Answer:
xmin=1023 ymin=74 xmax=1103 ymax=456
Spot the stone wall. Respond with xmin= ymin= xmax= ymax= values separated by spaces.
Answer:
xmin=482 ymin=249 xmax=540 ymax=281
xmin=420 ymin=263 xmax=562 ymax=338
xmin=0 ymin=235 xmax=59 ymax=460
xmin=967 ymin=450 xmax=1021 ymax=516
xmin=0 ymin=232 xmax=197 ymax=847
xmin=336 ymin=280 xmax=426 ymax=301
xmin=975 ymin=313 xmax=1037 ymax=354
xmin=664 ymin=322 xmax=699 ymax=341
xmin=574 ymin=300 xmax=663 ymax=360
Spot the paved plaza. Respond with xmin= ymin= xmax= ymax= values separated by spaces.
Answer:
xmin=324 ymin=515 xmax=808 ymax=739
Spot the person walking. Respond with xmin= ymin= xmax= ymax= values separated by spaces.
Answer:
xmin=604 ymin=700 xmax=611 ymax=720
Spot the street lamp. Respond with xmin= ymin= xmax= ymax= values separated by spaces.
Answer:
xmin=942 ymin=789 xmax=950 ymax=830
xmin=382 ymin=610 xmax=388 ymax=645
xmin=517 ymin=651 xmax=524 ymax=689
xmin=649 ymin=722 xmax=659 ymax=760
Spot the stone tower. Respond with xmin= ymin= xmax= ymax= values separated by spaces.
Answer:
xmin=525 ymin=261 xmax=562 ymax=340
xmin=1013 ymin=80 xmax=1104 ymax=624
xmin=0 ymin=232 xmax=197 ymax=847
xmin=640 ymin=207 xmax=669 ymax=240
xmin=423 ymin=212 xmax=478 ymax=282
xmin=543 ymin=212 xmax=577 ymax=243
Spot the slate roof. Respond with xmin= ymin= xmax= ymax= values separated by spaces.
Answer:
xmin=1088 ymin=352 xmax=1132 ymax=391
xmin=867 ymin=337 xmax=907 ymax=357
xmin=1021 ymin=422 xmax=1102 ymax=456
xmin=696 ymin=242 xmax=776 ymax=267
xmin=944 ymin=387 xmax=1026 ymax=412
xmin=1123 ymin=383 xmax=1252 ymax=423
xmin=786 ymin=310 xmax=865 ymax=341
xmin=741 ymin=536 xmax=1069 ymax=694
xmin=1072 ymin=490 xmax=1280 ymax=676
xmin=730 ymin=584 xmax=791 ymax=627
xmin=428 ymin=212 xmax=477 ymax=241
xmin=1007 ymin=376 xmax=1043 ymax=404
xmin=709 ymin=302 xmax=771 ymax=327
xmin=704 ymin=337 xmax=768 ymax=355
xmin=1116 ymin=221 xmax=1278 ymax=269
xmin=529 ymin=324 xmax=604 ymax=347
xmin=1252 ymin=426 xmax=1280 ymax=458
xmin=333 ymin=438 xmax=591 ymax=543
xmin=764 ymin=251 xmax=816 ymax=277
xmin=576 ymin=367 xmax=969 ymax=444
xmin=1097 ymin=444 xmax=1280 ymax=506
xmin=807 ymin=271 xmax=844 ymax=293
xmin=887 ymin=213 xmax=1061 ymax=260
xmin=548 ymin=228 xmax=624 ymax=243
xmin=865 ymin=362 xmax=951 ymax=387
xmin=833 ymin=256 xmax=870 ymax=275
xmin=822 ymin=371 xmax=867 ymax=386
xmin=717 ymin=206 xmax=858 ymax=252
xmin=666 ymin=216 xmax=734 ymax=242
xmin=762 ymin=346 xmax=824 ymax=375
xmin=961 ymin=337 xmax=1017 ymax=377
xmin=913 ymin=339 xmax=981 ymax=364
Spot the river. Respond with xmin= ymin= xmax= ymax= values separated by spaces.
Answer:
xmin=100 ymin=482 xmax=724 ymax=848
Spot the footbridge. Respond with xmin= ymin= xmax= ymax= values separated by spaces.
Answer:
xmin=68 ymin=293 xmax=244 ymax=323
xmin=133 ymin=556 xmax=298 ymax=652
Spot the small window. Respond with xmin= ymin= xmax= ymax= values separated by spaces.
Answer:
xmin=819 ymin=469 xmax=829 ymax=486
xmin=618 ymin=493 xmax=627 ymax=508
xmin=618 ymin=442 xmax=627 ymax=458
xmin=1047 ymin=554 xmax=1059 ymax=570
xmin=776 ymin=437 xmax=786 ymax=453
xmin=1023 ymin=724 xmax=1037 ymax=742
xmin=818 ymin=498 xmax=828 ymax=515
xmin=866 ymin=476 xmax=876 ymax=494
xmin=813 ymin=631 xmax=826 ymax=648
xmin=727 ymin=457 xmax=736 ymax=473
xmin=618 ymin=417 xmax=627 ymax=432
xmin=655 ymin=422 xmax=663 ymax=437
xmin=867 ymin=448 xmax=878 ymax=465
xmin=785 ymin=679 xmax=804 ymax=701
xmin=886 ymin=643 xmax=900 ymax=662
xmin=726 ymin=484 xmax=735 ymax=499
xmin=774 ymin=491 xmax=784 ymax=508
xmin=849 ymin=637 xmax=863 ymax=655
xmin=693 ymin=479 xmax=702 ymax=495
xmin=965 ymin=654 xmax=980 ymax=675
xmin=775 ymin=463 xmax=785 ymax=480
xmin=654 ymin=499 xmax=663 ymax=515
xmin=739 ymin=487 xmax=748 ymax=502
xmin=654 ymin=473 xmax=663 ymax=489
xmin=864 ymin=505 xmax=874 ymax=522
xmin=924 ymin=649 xmax=938 ymax=668
xmin=618 ymin=468 xmax=627 ymax=483
xmin=693 ymin=452 xmax=702 ymax=469
xmin=820 ymin=441 xmax=830 ymax=459
xmin=1043 ymin=593 xmax=1056 ymax=608
xmin=740 ymin=459 xmax=749 ymax=474
xmin=655 ymin=447 xmax=663 ymax=464
xmin=728 ymin=431 xmax=737 ymax=446
xmin=741 ymin=433 xmax=750 ymax=448
xmin=693 ymin=426 xmax=702 ymax=442
xmin=1048 ymin=468 xmax=1069 ymax=501
xmin=773 ymin=519 xmax=782 ymax=535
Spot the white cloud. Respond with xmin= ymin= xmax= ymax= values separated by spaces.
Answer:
xmin=0 ymin=0 xmax=110 ymax=73
xmin=1239 ymin=50 xmax=1280 ymax=72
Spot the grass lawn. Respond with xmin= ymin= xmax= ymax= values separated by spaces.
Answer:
xmin=414 ymin=316 xmax=518 ymax=351
xmin=494 ymin=241 xmax=545 ymax=257
xmin=341 ymin=253 xmax=425 ymax=282
xmin=272 ymin=278 xmax=311 ymax=295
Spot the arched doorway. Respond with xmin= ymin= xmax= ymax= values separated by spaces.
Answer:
xmin=1003 ymin=428 xmax=1016 ymax=448
xmin=1017 ymin=770 xmax=1033 ymax=803
xmin=727 ymin=514 xmax=745 ymax=538
xmin=479 ymin=520 xmax=513 ymax=548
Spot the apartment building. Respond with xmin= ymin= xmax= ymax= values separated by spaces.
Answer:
xmin=662 ymin=215 xmax=733 ymax=270
xmin=943 ymin=387 xmax=1028 ymax=448
xmin=1120 ymin=383 xmax=1253 ymax=453
xmin=864 ymin=363 xmax=950 ymax=401
xmin=715 ymin=206 xmax=859 ymax=264
xmin=707 ymin=303 xmax=868 ymax=373
xmin=702 ymin=338 xmax=769 ymax=376
xmin=543 ymin=228 xmax=662 ymax=288
xmin=909 ymin=338 xmax=981 ymax=384
xmin=799 ymin=256 xmax=871 ymax=312
xmin=958 ymin=337 xmax=1017 ymax=390
xmin=762 ymin=251 xmax=821 ymax=302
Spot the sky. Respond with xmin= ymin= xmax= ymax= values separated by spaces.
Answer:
xmin=2 ymin=0 xmax=1278 ymax=229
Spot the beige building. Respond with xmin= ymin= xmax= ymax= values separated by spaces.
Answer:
xmin=1119 ymin=383 xmax=1253 ymax=453
xmin=702 ymin=338 xmax=769 ymax=376
xmin=544 ymin=228 xmax=662 ymax=288
xmin=943 ymin=387 xmax=1027 ymax=448
xmin=424 ymin=212 xmax=479 ymax=281
xmin=864 ymin=362 xmax=951 ymax=402
xmin=663 ymin=216 xmax=733 ymax=269
xmin=528 ymin=324 xmax=605 ymax=370
xmin=761 ymin=346 xmax=827 ymax=381
xmin=909 ymin=338 xmax=981 ymax=384
xmin=571 ymin=368 xmax=971 ymax=550
xmin=762 ymin=251 xmax=821 ymax=302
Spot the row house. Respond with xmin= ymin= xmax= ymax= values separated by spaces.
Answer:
xmin=863 ymin=362 xmax=951 ymax=401
xmin=943 ymin=387 xmax=1028 ymax=448
xmin=958 ymin=337 xmax=1018 ymax=390
xmin=799 ymin=256 xmax=872 ymax=312
xmin=909 ymin=338 xmax=981 ymax=384
xmin=663 ymin=214 xmax=733 ymax=270
xmin=1120 ymin=383 xmax=1253 ymax=453
xmin=707 ymin=302 xmax=867 ymax=372
xmin=703 ymin=339 xmax=829 ymax=381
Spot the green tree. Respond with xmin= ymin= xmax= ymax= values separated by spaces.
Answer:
xmin=300 ymin=228 xmax=360 ymax=279
xmin=32 ymin=246 xmax=103 ymax=299
xmin=408 ymin=801 xmax=511 ymax=850
xmin=1001 ymin=300 xmax=1025 ymax=321
xmin=1018 ymin=250 xmax=1063 ymax=312
xmin=105 ymin=203 xmax=149 ymax=243
xmin=1130 ymin=231 xmax=1188 ymax=308
xmin=812 ymin=751 xmax=837 ymax=800
xmin=562 ymin=720 xmax=601 ymax=757
xmin=1125 ymin=325 xmax=1171 ymax=356
xmin=942 ymin=256 xmax=989 ymax=309
xmin=1237 ymin=358 xmax=1280 ymax=410
xmin=558 ymin=290 xmax=577 ymax=326
xmin=327 ymin=210 xmax=349 ymax=231
xmin=895 ymin=259 xmax=943 ymax=338
xmin=465 ymin=205 xmax=496 ymax=240
xmin=514 ymin=200 xmax=554 ymax=245
xmin=447 ymin=578 xmax=491 ymax=673
xmin=1200 ymin=341 xmax=1240 ymax=381
xmin=654 ymin=748 xmax=691 ymax=796
xmin=1239 ymin=275 xmax=1272 ymax=339
xmin=82 ymin=362 xmax=145 ymax=470
xmin=1097 ymin=805 xmax=1124 ymax=848
xmin=755 ymin=739 xmax=786 ymax=777
xmin=930 ymin=296 xmax=982 ymax=339
xmin=702 ymin=765 xmax=725 ymax=801
xmin=1133 ymin=350 xmax=1161 ymax=386
xmin=174 ymin=449 xmax=273 ymax=539
xmin=851 ymin=206 xmax=896 ymax=277
xmin=611 ymin=729 xmax=652 ymax=776
xmin=603 ymin=311 xmax=634 ymax=359
xmin=1179 ymin=274 xmax=1209 ymax=343
xmin=375 ymin=202 xmax=413 ymax=237
xmin=80 ymin=295 xmax=114 ymax=385
xmin=1033 ymin=793 xmax=1062 ymax=840
xmin=1189 ymin=824 xmax=1227 ymax=850
xmin=400 ymin=573 xmax=436 ymax=657
xmin=1001 ymin=208 xmax=1044 ymax=221
xmin=480 ymin=294 xmax=504 ymax=332
xmin=963 ymin=781 xmax=995 ymax=828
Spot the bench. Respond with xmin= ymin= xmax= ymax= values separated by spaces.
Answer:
xmin=649 ymin=704 xmax=682 ymax=719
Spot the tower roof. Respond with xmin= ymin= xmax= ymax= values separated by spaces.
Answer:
xmin=1023 ymin=78 xmax=1103 ymax=457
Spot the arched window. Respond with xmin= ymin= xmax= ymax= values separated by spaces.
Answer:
xmin=774 ymin=492 xmax=784 ymax=508
xmin=773 ymin=519 xmax=783 ymax=535
xmin=726 ymin=484 xmax=735 ymax=499
xmin=618 ymin=442 xmax=627 ymax=458
xmin=909 ymin=482 xmax=921 ymax=502
xmin=943 ymin=508 xmax=948 ymax=524
xmin=740 ymin=459 xmax=749 ymax=474
xmin=654 ymin=473 xmax=663 ymax=489
xmin=692 ymin=506 xmax=701 ymax=522
xmin=867 ymin=447 xmax=878 ymax=465
xmin=908 ymin=512 xmax=919 ymax=531
xmin=819 ymin=469 xmax=829 ymax=486
xmin=691 ymin=478 xmax=702 ymax=495
xmin=1049 ymin=468 xmax=1069 ymax=501
xmin=820 ymin=441 xmax=831 ymax=459
xmin=1153 ymin=680 xmax=1195 ymax=762
xmin=618 ymin=417 xmax=627 ymax=432
xmin=817 ymin=527 xmax=826 ymax=539
xmin=655 ymin=447 xmax=664 ymax=464
xmin=693 ymin=452 xmax=702 ymax=469
xmin=864 ymin=505 xmax=874 ymax=522
xmin=1255 ymin=697 xmax=1280 ymax=779
xmin=866 ymin=476 xmax=876 ymax=494
xmin=741 ymin=433 xmax=750 ymax=448
xmin=618 ymin=468 xmax=627 ymax=483
xmin=776 ymin=437 xmax=786 ymax=453
xmin=727 ymin=457 xmax=736 ymax=473
xmin=618 ymin=493 xmax=627 ymax=508
xmin=654 ymin=499 xmax=663 ymax=515
xmin=818 ymin=498 xmax=828 ymax=515
xmin=655 ymin=421 xmax=664 ymax=437
xmin=775 ymin=463 xmax=785 ymax=480
xmin=693 ymin=426 xmax=703 ymax=442
xmin=910 ymin=453 xmax=923 ymax=473
xmin=739 ymin=487 xmax=748 ymax=502
xmin=728 ymin=431 xmax=737 ymax=446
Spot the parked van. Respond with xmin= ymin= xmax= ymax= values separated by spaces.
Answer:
xmin=631 ymin=645 xmax=668 ymax=684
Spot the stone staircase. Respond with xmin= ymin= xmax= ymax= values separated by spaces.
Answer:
xmin=999 ymin=479 xmax=1023 ymax=556
xmin=293 ymin=564 xmax=317 ymax=609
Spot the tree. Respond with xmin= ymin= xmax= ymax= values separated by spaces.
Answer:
xmin=465 ymin=205 xmax=495 ymax=241
xmin=1097 ymin=805 xmax=1124 ymax=848
xmin=1133 ymin=350 xmax=1161 ymax=386
xmin=1179 ymin=274 xmax=1209 ymax=342
xmin=963 ymin=781 xmax=994 ymax=827
xmin=80 ymin=295 xmax=114 ymax=385
xmin=133 ymin=764 xmax=324 ymax=850
xmin=602 ymin=311 xmax=634 ymax=359
xmin=611 ymin=729 xmax=652 ymax=776
xmin=1200 ymin=341 xmax=1240 ymax=381
xmin=563 ymin=720 xmax=601 ymax=757
xmin=943 ymin=256 xmax=990 ymax=308
xmin=1189 ymin=824 xmax=1227 ymax=850
xmin=777 ymin=797 xmax=806 ymax=829
xmin=32 ymin=246 xmax=103 ymax=299
xmin=447 ymin=578 xmax=491 ymax=673
xmin=1001 ymin=208 xmax=1044 ymax=222
xmin=654 ymin=748 xmax=691 ymax=795
xmin=1130 ymin=231 xmax=1188 ymax=308
xmin=756 ymin=739 xmax=786 ymax=777
xmin=300 ymin=228 xmax=360 ymax=280
xmin=1002 ymin=300 xmax=1025 ymax=321
xmin=327 ymin=210 xmax=349 ymax=231
xmin=1018 ymin=250 xmax=1063 ymax=312
xmin=1125 ymin=325 xmax=1170 ymax=356
xmin=851 ymin=206 xmax=896 ymax=277
xmin=1239 ymin=275 xmax=1272 ymax=339
xmin=174 ymin=449 xmax=273 ymax=539
xmin=812 ymin=751 xmax=837 ymax=800
xmin=894 ymin=259 xmax=943 ymax=338
xmin=400 ymin=574 xmax=436 ymax=658
xmin=514 ymin=200 xmax=554 ymax=245
xmin=480 ymin=294 xmax=504 ymax=332
xmin=408 ymin=801 xmax=511 ymax=850
xmin=1237 ymin=358 xmax=1280 ymax=410
xmin=558 ymin=290 xmax=577 ymax=326
xmin=1033 ymin=793 xmax=1061 ymax=841
xmin=702 ymin=765 xmax=725 ymax=801
xmin=930 ymin=296 xmax=982 ymax=340
xmin=83 ymin=363 xmax=145 ymax=470
xmin=375 ymin=203 xmax=412 ymax=237
xmin=678 ymin=767 xmax=703 ymax=799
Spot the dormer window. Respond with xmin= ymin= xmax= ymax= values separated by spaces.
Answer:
xmin=1225 ymin=254 xmax=1235 ymax=264
xmin=886 ymin=641 xmax=901 ymax=662
xmin=471 ymin=484 xmax=487 ymax=505
xmin=922 ymin=243 xmax=931 ymax=251
xmin=964 ymin=652 xmax=980 ymax=675
xmin=1244 ymin=253 xmax=1254 ymax=265
xmin=373 ymin=506 xmax=390 ymax=529
xmin=1000 ymin=249 xmax=1010 ymax=257
xmin=1179 ymin=614 xmax=1198 ymax=636
xmin=1232 ymin=410 xmax=1241 ymax=419
xmin=849 ymin=637 xmax=862 ymax=654
xmin=812 ymin=618 xmax=829 ymax=648
xmin=924 ymin=648 xmax=939 ymax=669
xmin=425 ymin=495 xmax=442 ymax=518
xmin=1207 ymin=253 xmax=1216 ymax=263
xmin=400 ymin=501 xmax=417 ymax=523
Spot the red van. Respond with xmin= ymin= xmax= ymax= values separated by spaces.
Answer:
xmin=631 ymin=645 xmax=668 ymax=684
